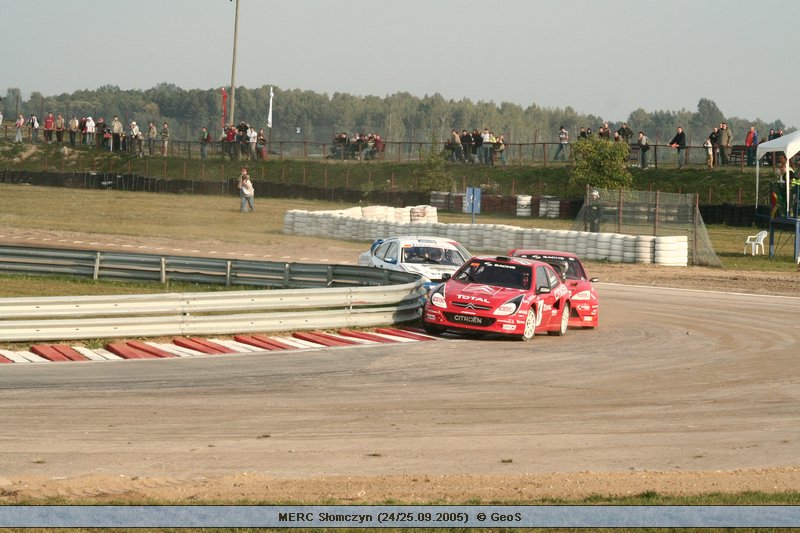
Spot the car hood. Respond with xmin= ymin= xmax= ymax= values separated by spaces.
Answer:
xmin=402 ymin=263 xmax=460 ymax=280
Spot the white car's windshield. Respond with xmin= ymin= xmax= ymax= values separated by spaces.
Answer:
xmin=402 ymin=246 xmax=465 ymax=266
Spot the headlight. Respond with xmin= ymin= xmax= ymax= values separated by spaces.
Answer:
xmin=430 ymin=286 xmax=447 ymax=308
xmin=494 ymin=295 xmax=523 ymax=316
xmin=571 ymin=290 xmax=592 ymax=301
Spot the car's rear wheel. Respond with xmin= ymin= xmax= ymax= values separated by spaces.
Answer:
xmin=548 ymin=303 xmax=570 ymax=336
xmin=516 ymin=309 xmax=536 ymax=341
xmin=423 ymin=322 xmax=447 ymax=336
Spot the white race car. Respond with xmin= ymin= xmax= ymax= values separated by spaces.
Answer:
xmin=358 ymin=236 xmax=471 ymax=288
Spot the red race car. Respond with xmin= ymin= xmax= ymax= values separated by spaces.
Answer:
xmin=508 ymin=249 xmax=599 ymax=329
xmin=422 ymin=255 xmax=571 ymax=341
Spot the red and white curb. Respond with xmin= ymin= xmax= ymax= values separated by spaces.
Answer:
xmin=0 ymin=328 xmax=439 ymax=364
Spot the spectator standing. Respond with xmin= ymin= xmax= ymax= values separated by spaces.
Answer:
xmin=554 ymin=126 xmax=568 ymax=161
xmin=703 ymin=137 xmax=713 ymax=169
xmin=147 ymin=122 xmax=157 ymax=155
xmin=257 ymin=128 xmax=267 ymax=159
xmin=14 ymin=114 xmax=24 ymax=143
xmin=43 ymin=112 xmax=54 ymax=143
xmin=588 ymin=189 xmax=602 ymax=232
xmin=247 ymin=125 xmax=257 ymax=160
xmin=617 ymin=122 xmax=633 ymax=144
xmin=745 ymin=126 xmax=758 ymax=166
xmin=449 ymin=129 xmax=463 ymax=162
xmin=579 ymin=127 xmax=587 ymax=139
xmin=718 ymin=122 xmax=731 ymax=165
xmin=110 ymin=116 xmax=123 ymax=151
xmin=669 ymin=126 xmax=686 ymax=168
xmin=708 ymin=126 xmax=719 ymax=166
xmin=598 ymin=122 xmax=611 ymax=140
xmin=68 ymin=115 xmax=79 ymax=146
xmin=460 ymin=130 xmax=471 ymax=163
xmin=54 ymin=114 xmax=65 ymax=143
xmin=160 ymin=122 xmax=169 ymax=156
xmin=225 ymin=124 xmax=237 ymax=159
xmin=495 ymin=134 xmax=508 ymax=165
xmin=95 ymin=117 xmax=107 ymax=149
xmin=199 ymin=126 xmax=211 ymax=159
xmin=27 ymin=113 xmax=39 ymax=143
xmin=85 ymin=116 xmax=95 ymax=146
xmin=471 ymin=129 xmax=482 ymax=164
xmin=130 ymin=121 xmax=143 ymax=157
xmin=638 ymin=131 xmax=650 ymax=169
xmin=238 ymin=167 xmax=254 ymax=212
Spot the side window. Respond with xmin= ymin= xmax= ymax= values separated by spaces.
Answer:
xmin=377 ymin=242 xmax=398 ymax=262
xmin=374 ymin=242 xmax=389 ymax=259
xmin=386 ymin=242 xmax=399 ymax=262
xmin=545 ymin=265 xmax=560 ymax=288
xmin=535 ymin=266 xmax=549 ymax=292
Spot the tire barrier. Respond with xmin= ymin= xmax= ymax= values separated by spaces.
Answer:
xmin=283 ymin=208 xmax=688 ymax=266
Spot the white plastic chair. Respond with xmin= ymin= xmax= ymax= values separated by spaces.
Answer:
xmin=743 ymin=230 xmax=768 ymax=255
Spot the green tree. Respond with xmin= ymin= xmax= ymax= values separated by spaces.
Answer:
xmin=569 ymin=135 xmax=632 ymax=190
xmin=413 ymin=135 xmax=453 ymax=193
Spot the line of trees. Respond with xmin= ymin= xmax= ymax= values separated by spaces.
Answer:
xmin=3 ymin=85 xmax=789 ymax=148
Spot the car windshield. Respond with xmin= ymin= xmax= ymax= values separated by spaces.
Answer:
xmin=402 ymin=246 xmax=465 ymax=266
xmin=454 ymin=260 xmax=531 ymax=290
xmin=517 ymin=254 xmax=586 ymax=280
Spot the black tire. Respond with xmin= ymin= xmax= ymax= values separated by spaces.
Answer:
xmin=423 ymin=322 xmax=446 ymax=336
xmin=548 ymin=303 xmax=570 ymax=336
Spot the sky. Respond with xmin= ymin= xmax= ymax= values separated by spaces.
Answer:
xmin=5 ymin=0 xmax=799 ymax=128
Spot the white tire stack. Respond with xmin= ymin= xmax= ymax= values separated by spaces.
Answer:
xmin=635 ymin=236 xmax=656 ymax=263
xmin=516 ymin=195 xmax=532 ymax=217
xmin=654 ymin=236 xmax=688 ymax=266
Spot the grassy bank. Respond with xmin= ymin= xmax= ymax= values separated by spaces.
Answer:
xmin=1 ymin=140 xmax=767 ymax=204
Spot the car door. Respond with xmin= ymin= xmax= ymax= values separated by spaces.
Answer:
xmin=533 ymin=264 xmax=559 ymax=328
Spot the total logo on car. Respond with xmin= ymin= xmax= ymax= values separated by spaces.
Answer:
xmin=422 ymin=255 xmax=571 ymax=341
xmin=508 ymin=249 xmax=599 ymax=329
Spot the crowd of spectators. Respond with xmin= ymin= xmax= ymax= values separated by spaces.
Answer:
xmin=327 ymin=132 xmax=384 ymax=161
xmin=222 ymin=122 xmax=268 ymax=161
xmin=444 ymin=128 xmax=507 ymax=165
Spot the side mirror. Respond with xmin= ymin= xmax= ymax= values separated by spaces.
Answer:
xmin=441 ymin=273 xmax=451 ymax=281
xmin=384 ymin=257 xmax=397 ymax=264
xmin=590 ymin=277 xmax=599 ymax=283
xmin=537 ymin=286 xmax=551 ymax=295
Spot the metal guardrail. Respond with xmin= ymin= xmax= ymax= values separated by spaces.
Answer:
xmin=0 ymin=245 xmax=424 ymax=342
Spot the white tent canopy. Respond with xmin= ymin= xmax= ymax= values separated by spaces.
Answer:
xmin=755 ymin=130 xmax=800 ymax=212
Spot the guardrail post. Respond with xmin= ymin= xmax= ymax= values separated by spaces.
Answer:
xmin=160 ymin=257 xmax=167 ymax=284
xmin=326 ymin=265 xmax=334 ymax=287
xmin=226 ymin=260 xmax=232 ymax=287
xmin=283 ymin=263 xmax=291 ymax=287
xmin=93 ymin=252 xmax=101 ymax=280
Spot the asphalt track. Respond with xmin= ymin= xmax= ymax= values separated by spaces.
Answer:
xmin=0 ymin=283 xmax=798 ymax=479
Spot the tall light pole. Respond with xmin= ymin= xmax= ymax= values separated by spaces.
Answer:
xmin=229 ymin=0 xmax=240 ymax=125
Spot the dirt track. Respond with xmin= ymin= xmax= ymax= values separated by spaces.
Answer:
xmin=1 ymin=228 xmax=799 ymax=503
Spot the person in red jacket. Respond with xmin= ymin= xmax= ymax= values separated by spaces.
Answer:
xmin=43 ymin=112 xmax=55 ymax=143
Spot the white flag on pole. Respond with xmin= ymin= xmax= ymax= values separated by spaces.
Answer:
xmin=267 ymin=86 xmax=274 ymax=129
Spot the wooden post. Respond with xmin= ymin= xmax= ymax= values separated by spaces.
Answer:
xmin=183 ymin=161 xmax=186 ymax=179
xmin=163 ymin=159 xmax=167 ymax=180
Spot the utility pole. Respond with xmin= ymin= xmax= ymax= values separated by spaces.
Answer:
xmin=229 ymin=0 xmax=240 ymax=125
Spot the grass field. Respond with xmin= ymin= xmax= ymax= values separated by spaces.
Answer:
xmin=0 ymin=182 xmax=797 ymax=298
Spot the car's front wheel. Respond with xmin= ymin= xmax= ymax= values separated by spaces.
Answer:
xmin=516 ymin=309 xmax=537 ymax=341
xmin=548 ymin=303 xmax=570 ymax=336
xmin=423 ymin=322 xmax=447 ymax=336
